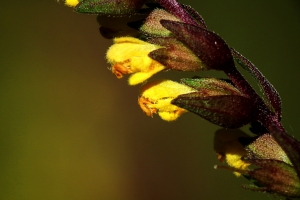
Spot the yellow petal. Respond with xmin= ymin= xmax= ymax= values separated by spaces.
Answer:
xmin=138 ymin=80 xmax=196 ymax=121
xmin=225 ymin=154 xmax=250 ymax=177
xmin=128 ymin=62 xmax=165 ymax=85
xmin=63 ymin=0 xmax=79 ymax=7
xmin=107 ymin=37 xmax=159 ymax=63
xmin=214 ymin=129 xmax=251 ymax=177
xmin=106 ymin=37 xmax=165 ymax=85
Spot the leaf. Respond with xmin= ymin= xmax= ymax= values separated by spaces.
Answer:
xmin=160 ymin=20 xmax=234 ymax=71
xmin=148 ymin=37 xmax=205 ymax=71
xmin=172 ymin=93 xmax=258 ymax=128
xmin=180 ymin=77 xmax=242 ymax=95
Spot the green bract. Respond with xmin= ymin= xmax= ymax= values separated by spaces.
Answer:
xmin=172 ymin=78 xmax=258 ymax=128
xmin=75 ymin=0 xmax=146 ymax=15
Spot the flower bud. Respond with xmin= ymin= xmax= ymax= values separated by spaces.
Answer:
xmin=215 ymin=131 xmax=300 ymax=198
xmin=242 ymin=159 xmax=300 ymax=198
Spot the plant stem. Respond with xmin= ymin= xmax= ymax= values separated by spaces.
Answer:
xmin=155 ymin=0 xmax=198 ymax=26
xmin=224 ymin=63 xmax=300 ymax=180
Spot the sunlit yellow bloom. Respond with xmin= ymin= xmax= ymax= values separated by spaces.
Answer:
xmin=106 ymin=37 xmax=165 ymax=85
xmin=138 ymin=80 xmax=197 ymax=121
xmin=63 ymin=0 xmax=79 ymax=7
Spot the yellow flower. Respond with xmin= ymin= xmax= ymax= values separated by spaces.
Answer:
xmin=62 ymin=0 xmax=79 ymax=7
xmin=225 ymin=154 xmax=250 ymax=177
xmin=138 ymin=80 xmax=197 ymax=121
xmin=106 ymin=37 xmax=165 ymax=85
xmin=214 ymin=129 xmax=251 ymax=177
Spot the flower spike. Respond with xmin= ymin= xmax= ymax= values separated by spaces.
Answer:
xmin=59 ymin=0 xmax=300 ymax=198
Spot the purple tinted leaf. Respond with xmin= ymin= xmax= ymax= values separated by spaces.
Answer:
xmin=148 ymin=37 xmax=204 ymax=71
xmin=232 ymin=48 xmax=282 ymax=119
xmin=160 ymin=20 xmax=234 ymax=71
xmin=149 ymin=48 xmax=203 ymax=71
xmin=172 ymin=93 xmax=258 ymax=128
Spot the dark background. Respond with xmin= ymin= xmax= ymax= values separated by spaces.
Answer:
xmin=1 ymin=1 xmax=299 ymax=199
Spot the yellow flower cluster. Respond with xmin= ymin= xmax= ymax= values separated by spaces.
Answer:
xmin=105 ymin=36 xmax=200 ymax=121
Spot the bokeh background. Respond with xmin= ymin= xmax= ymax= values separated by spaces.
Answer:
xmin=1 ymin=1 xmax=300 ymax=199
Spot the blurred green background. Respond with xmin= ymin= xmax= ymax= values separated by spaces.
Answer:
xmin=0 ymin=1 xmax=299 ymax=199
